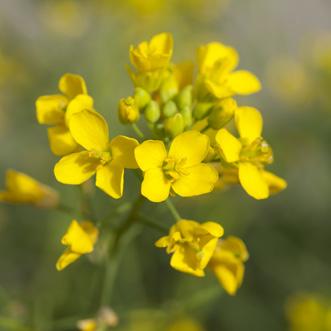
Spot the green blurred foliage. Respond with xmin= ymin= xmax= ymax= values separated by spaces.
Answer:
xmin=1 ymin=0 xmax=331 ymax=330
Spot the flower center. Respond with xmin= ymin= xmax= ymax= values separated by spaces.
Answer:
xmin=88 ymin=151 xmax=112 ymax=166
xmin=239 ymin=137 xmax=273 ymax=166
xmin=162 ymin=157 xmax=188 ymax=182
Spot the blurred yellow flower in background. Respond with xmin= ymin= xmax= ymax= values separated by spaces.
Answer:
xmin=36 ymin=73 xmax=93 ymax=156
xmin=209 ymin=236 xmax=248 ymax=295
xmin=267 ymin=57 xmax=312 ymax=106
xmin=0 ymin=169 xmax=58 ymax=208
xmin=155 ymin=219 xmax=224 ymax=277
xmin=134 ymin=131 xmax=218 ymax=202
xmin=286 ymin=293 xmax=331 ymax=331
xmin=56 ymin=220 xmax=99 ymax=271
xmin=54 ymin=110 xmax=138 ymax=199
xmin=197 ymin=42 xmax=261 ymax=99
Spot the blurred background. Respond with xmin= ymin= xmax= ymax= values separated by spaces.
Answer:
xmin=1 ymin=0 xmax=331 ymax=330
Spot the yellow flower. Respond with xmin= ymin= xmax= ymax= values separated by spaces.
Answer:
xmin=0 ymin=169 xmax=58 ymax=208
xmin=36 ymin=73 xmax=93 ymax=156
xmin=56 ymin=219 xmax=98 ymax=271
xmin=215 ymin=106 xmax=287 ymax=199
xmin=208 ymin=236 xmax=248 ymax=295
xmin=77 ymin=319 xmax=97 ymax=331
xmin=54 ymin=110 xmax=138 ymax=199
xmin=130 ymin=32 xmax=173 ymax=72
xmin=118 ymin=96 xmax=140 ymax=124
xmin=214 ymin=165 xmax=287 ymax=196
xmin=197 ymin=42 xmax=261 ymax=99
xmin=155 ymin=219 xmax=224 ymax=277
xmin=134 ymin=131 xmax=218 ymax=202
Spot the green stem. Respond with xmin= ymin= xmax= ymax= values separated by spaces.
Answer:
xmin=100 ymin=195 xmax=145 ymax=306
xmin=165 ymin=199 xmax=181 ymax=221
xmin=131 ymin=123 xmax=144 ymax=138
xmin=138 ymin=213 xmax=168 ymax=233
xmin=79 ymin=183 xmax=96 ymax=221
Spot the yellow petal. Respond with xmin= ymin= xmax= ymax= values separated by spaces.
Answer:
xmin=172 ymin=164 xmax=218 ymax=197
xmin=199 ymin=237 xmax=219 ymax=269
xmin=201 ymin=222 xmax=224 ymax=238
xmin=65 ymin=94 xmax=94 ymax=125
xmin=0 ymin=169 xmax=43 ymax=203
xmin=48 ymin=125 xmax=79 ymax=156
xmin=134 ymin=140 xmax=167 ymax=171
xmin=61 ymin=220 xmax=94 ymax=253
xmin=198 ymin=42 xmax=239 ymax=74
xmin=227 ymin=70 xmax=261 ymax=95
xmin=212 ymin=264 xmax=240 ymax=295
xmin=238 ymin=162 xmax=269 ymax=199
xmin=95 ymin=162 xmax=124 ymax=199
xmin=141 ymin=168 xmax=171 ymax=202
xmin=155 ymin=236 xmax=170 ymax=248
xmin=110 ymin=135 xmax=139 ymax=169
xmin=170 ymin=246 xmax=205 ymax=277
xmin=35 ymin=95 xmax=67 ymax=125
xmin=235 ymin=106 xmax=263 ymax=142
xmin=168 ymin=131 xmax=209 ymax=167
xmin=150 ymin=32 xmax=173 ymax=56
xmin=54 ymin=151 xmax=98 ymax=185
xmin=58 ymin=73 xmax=87 ymax=99
xmin=220 ymin=236 xmax=249 ymax=262
xmin=56 ymin=249 xmax=81 ymax=271
xmin=215 ymin=129 xmax=241 ymax=163
xmin=262 ymin=170 xmax=287 ymax=195
xmin=68 ymin=110 xmax=109 ymax=152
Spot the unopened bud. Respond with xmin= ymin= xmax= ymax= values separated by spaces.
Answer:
xmin=134 ymin=87 xmax=151 ymax=110
xmin=160 ymin=76 xmax=178 ymax=103
xmin=177 ymin=85 xmax=193 ymax=109
xmin=163 ymin=100 xmax=178 ymax=118
xmin=144 ymin=100 xmax=161 ymax=123
xmin=180 ymin=106 xmax=193 ymax=128
xmin=164 ymin=113 xmax=185 ymax=138
xmin=208 ymin=98 xmax=237 ymax=129
xmin=193 ymin=102 xmax=213 ymax=120
xmin=118 ymin=97 xmax=140 ymax=124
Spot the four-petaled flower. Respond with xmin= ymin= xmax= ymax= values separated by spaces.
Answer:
xmin=155 ymin=219 xmax=224 ymax=277
xmin=197 ymin=42 xmax=261 ymax=99
xmin=0 ymin=169 xmax=58 ymax=208
xmin=134 ymin=130 xmax=218 ymax=202
xmin=215 ymin=106 xmax=286 ymax=199
xmin=56 ymin=220 xmax=98 ymax=271
xmin=208 ymin=236 xmax=249 ymax=295
xmin=36 ymin=73 xmax=93 ymax=155
xmin=54 ymin=109 xmax=138 ymax=199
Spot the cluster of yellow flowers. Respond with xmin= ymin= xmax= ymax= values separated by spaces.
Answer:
xmin=0 ymin=33 xmax=287 ymax=306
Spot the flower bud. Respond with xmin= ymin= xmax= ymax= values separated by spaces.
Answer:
xmin=176 ymin=85 xmax=193 ymax=109
xmin=208 ymin=98 xmax=237 ymax=129
xmin=134 ymin=87 xmax=151 ymax=110
xmin=162 ymin=100 xmax=178 ymax=118
xmin=193 ymin=102 xmax=213 ymax=120
xmin=180 ymin=106 xmax=193 ymax=128
xmin=160 ymin=76 xmax=178 ymax=103
xmin=118 ymin=97 xmax=140 ymax=124
xmin=144 ymin=100 xmax=161 ymax=123
xmin=164 ymin=113 xmax=185 ymax=138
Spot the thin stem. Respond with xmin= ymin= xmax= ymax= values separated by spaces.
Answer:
xmin=138 ymin=213 xmax=168 ymax=233
xmin=100 ymin=195 xmax=145 ymax=306
xmin=79 ymin=183 xmax=96 ymax=221
xmin=165 ymin=199 xmax=181 ymax=221
xmin=131 ymin=123 xmax=144 ymax=138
